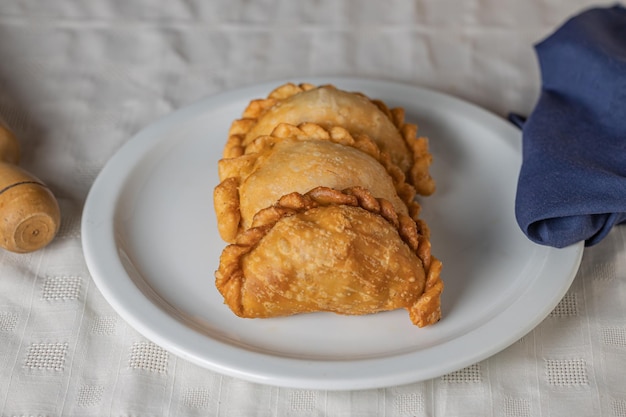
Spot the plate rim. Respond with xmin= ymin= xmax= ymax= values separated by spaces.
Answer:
xmin=81 ymin=77 xmax=584 ymax=390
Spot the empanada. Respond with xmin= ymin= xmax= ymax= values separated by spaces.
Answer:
xmin=215 ymin=122 xmax=420 ymax=243
xmin=215 ymin=187 xmax=443 ymax=327
xmin=224 ymin=83 xmax=435 ymax=196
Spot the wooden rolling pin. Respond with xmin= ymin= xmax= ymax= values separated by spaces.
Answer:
xmin=0 ymin=122 xmax=60 ymax=253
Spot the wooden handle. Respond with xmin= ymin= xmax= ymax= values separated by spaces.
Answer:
xmin=0 ymin=122 xmax=20 ymax=164
xmin=0 ymin=123 xmax=60 ymax=253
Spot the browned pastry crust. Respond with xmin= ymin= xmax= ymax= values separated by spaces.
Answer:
xmin=215 ymin=186 xmax=443 ymax=327
xmin=214 ymin=122 xmax=420 ymax=243
xmin=224 ymin=83 xmax=435 ymax=196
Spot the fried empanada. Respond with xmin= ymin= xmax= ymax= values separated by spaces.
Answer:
xmin=215 ymin=187 xmax=443 ymax=327
xmin=225 ymin=83 xmax=435 ymax=196
xmin=215 ymin=122 xmax=420 ymax=243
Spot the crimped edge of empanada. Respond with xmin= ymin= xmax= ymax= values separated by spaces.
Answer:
xmin=224 ymin=82 xmax=435 ymax=196
xmin=368 ymin=95 xmax=435 ymax=196
xmin=223 ymin=82 xmax=317 ymax=159
xmin=215 ymin=186 xmax=443 ymax=327
xmin=214 ymin=122 xmax=420 ymax=243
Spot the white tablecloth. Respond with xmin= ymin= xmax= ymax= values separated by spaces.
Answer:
xmin=1 ymin=1 xmax=625 ymax=415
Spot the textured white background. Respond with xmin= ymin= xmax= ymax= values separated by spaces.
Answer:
xmin=1 ymin=0 xmax=625 ymax=416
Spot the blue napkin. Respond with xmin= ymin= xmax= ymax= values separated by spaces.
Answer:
xmin=512 ymin=4 xmax=626 ymax=248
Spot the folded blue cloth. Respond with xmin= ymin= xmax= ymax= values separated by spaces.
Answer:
xmin=512 ymin=4 xmax=626 ymax=248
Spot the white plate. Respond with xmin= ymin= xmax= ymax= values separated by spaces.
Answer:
xmin=82 ymin=78 xmax=583 ymax=390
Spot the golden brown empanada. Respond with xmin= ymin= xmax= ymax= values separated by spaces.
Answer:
xmin=224 ymin=83 xmax=435 ymax=196
xmin=215 ymin=187 xmax=443 ymax=327
xmin=215 ymin=122 xmax=420 ymax=243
